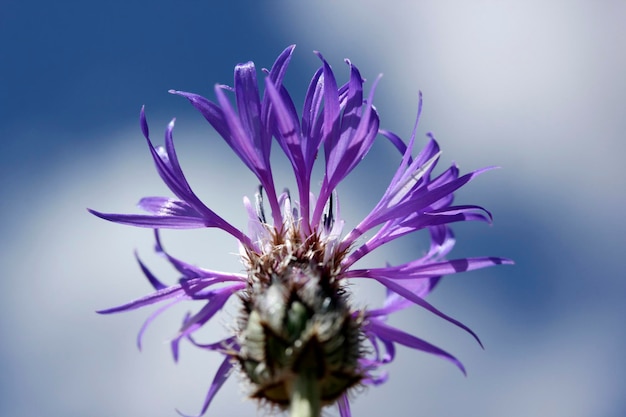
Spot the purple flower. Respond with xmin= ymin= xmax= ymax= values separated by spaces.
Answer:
xmin=90 ymin=46 xmax=512 ymax=417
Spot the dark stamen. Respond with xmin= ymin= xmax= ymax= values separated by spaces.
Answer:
xmin=255 ymin=185 xmax=267 ymax=224
xmin=323 ymin=193 xmax=334 ymax=231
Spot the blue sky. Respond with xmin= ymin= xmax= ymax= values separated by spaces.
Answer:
xmin=1 ymin=1 xmax=625 ymax=416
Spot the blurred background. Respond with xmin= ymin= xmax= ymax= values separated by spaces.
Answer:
xmin=1 ymin=1 xmax=625 ymax=416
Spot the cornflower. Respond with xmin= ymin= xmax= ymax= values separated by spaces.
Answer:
xmin=90 ymin=45 xmax=512 ymax=417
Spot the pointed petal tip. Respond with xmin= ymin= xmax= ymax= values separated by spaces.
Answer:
xmin=459 ymin=362 xmax=468 ymax=376
xmin=481 ymin=256 xmax=515 ymax=266
xmin=313 ymin=50 xmax=327 ymax=64
xmin=139 ymin=107 xmax=149 ymax=138
xmin=175 ymin=408 xmax=193 ymax=417
xmin=86 ymin=208 xmax=136 ymax=226
xmin=87 ymin=208 xmax=108 ymax=220
xmin=95 ymin=307 xmax=116 ymax=315
xmin=136 ymin=332 xmax=144 ymax=352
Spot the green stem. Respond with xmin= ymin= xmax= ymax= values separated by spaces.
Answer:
xmin=289 ymin=370 xmax=321 ymax=417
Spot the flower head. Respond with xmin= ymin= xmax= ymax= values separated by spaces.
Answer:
xmin=90 ymin=46 xmax=512 ymax=417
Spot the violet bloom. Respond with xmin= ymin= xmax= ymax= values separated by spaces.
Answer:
xmin=90 ymin=46 xmax=511 ymax=417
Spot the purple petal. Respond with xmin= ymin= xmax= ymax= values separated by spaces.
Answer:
xmin=384 ymin=150 xmax=442 ymax=209
xmin=234 ymin=61 xmax=264 ymax=152
xmin=138 ymin=197 xmax=206 ymax=217
xmin=360 ymin=369 xmax=389 ymax=386
xmin=312 ymin=60 xmax=381 ymax=226
xmin=175 ymin=286 xmax=242 ymax=339
xmin=349 ymin=256 xmax=514 ymax=280
xmin=342 ymin=204 xmax=490 ymax=268
xmin=170 ymin=86 xmax=281 ymax=224
xmin=323 ymin=75 xmax=381 ymax=205
xmin=301 ymin=67 xmax=324 ymax=156
xmin=176 ymin=355 xmax=233 ymax=417
xmin=168 ymin=90 xmax=232 ymax=141
xmin=179 ymin=278 xmax=245 ymax=300
xmin=366 ymin=278 xmax=433 ymax=317
xmin=153 ymin=230 xmax=246 ymax=282
xmin=171 ymin=311 xmax=192 ymax=362
xmin=343 ymin=166 xmax=494 ymax=247
xmin=168 ymin=285 xmax=242 ymax=362
xmin=97 ymin=284 xmax=186 ymax=314
xmin=264 ymin=45 xmax=295 ymax=88
xmin=266 ymin=78 xmax=303 ymax=168
xmin=260 ymin=45 xmax=296 ymax=133
xmin=212 ymin=84 xmax=282 ymax=225
xmin=337 ymin=61 xmax=364 ymax=148
xmin=89 ymin=108 xmax=247 ymax=242
xmin=364 ymin=276 xmax=483 ymax=348
xmin=265 ymin=77 xmax=320 ymax=230
xmin=337 ymin=394 xmax=351 ymax=417
xmin=137 ymin=300 xmax=180 ymax=351
xmin=371 ymin=331 xmax=395 ymax=364
xmin=379 ymin=91 xmax=423 ymax=165
xmin=144 ymin=109 xmax=249 ymax=242
xmin=426 ymin=204 xmax=493 ymax=222
xmin=317 ymin=52 xmax=341 ymax=164
xmin=188 ymin=336 xmax=237 ymax=352
xmin=365 ymin=318 xmax=466 ymax=375
xmin=88 ymin=209 xmax=212 ymax=229
xmin=134 ymin=250 xmax=167 ymax=290
xmin=381 ymin=128 xmax=410 ymax=161
xmin=357 ymin=136 xmax=439 ymax=245
xmin=213 ymin=85 xmax=266 ymax=171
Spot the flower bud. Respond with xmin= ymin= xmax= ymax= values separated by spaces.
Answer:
xmin=237 ymin=238 xmax=363 ymax=411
